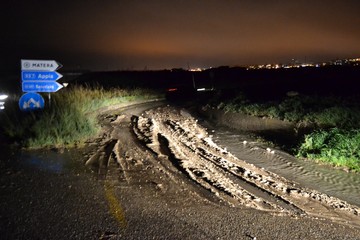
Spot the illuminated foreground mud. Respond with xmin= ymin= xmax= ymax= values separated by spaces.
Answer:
xmin=86 ymin=105 xmax=360 ymax=230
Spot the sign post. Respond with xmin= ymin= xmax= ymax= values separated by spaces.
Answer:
xmin=20 ymin=59 xmax=63 ymax=111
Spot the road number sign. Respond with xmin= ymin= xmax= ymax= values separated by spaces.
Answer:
xmin=22 ymin=81 xmax=63 ymax=93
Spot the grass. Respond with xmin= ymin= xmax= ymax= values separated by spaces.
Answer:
xmin=297 ymin=128 xmax=360 ymax=172
xmin=211 ymin=92 xmax=360 ymax=172
xmin=0 ymin=86 xmax=162 ymax=148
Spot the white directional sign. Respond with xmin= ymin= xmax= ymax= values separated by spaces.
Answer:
xmin=21 ymin=59 xmax=62 ymax=71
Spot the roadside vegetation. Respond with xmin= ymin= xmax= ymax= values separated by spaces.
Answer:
xmin=211 ymin=93 xmax=360 ymax=172
xmin=0 ymin=86 xmax=162 ymax=148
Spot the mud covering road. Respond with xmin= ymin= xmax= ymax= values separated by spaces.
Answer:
xmin=82 ymin=101 xmax=360 ymax=239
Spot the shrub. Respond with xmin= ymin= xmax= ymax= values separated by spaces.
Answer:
xmin=297 ymin=128 xmax=360 ymax=171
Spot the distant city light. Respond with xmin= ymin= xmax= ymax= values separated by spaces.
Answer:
xmin=246 ymin=57 xmax=360 ymax=70
xmin=189 ymin=68 xmax=204 ymax=72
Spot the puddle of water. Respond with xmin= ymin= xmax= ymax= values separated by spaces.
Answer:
xmin=18 ymin=149 xmax=84 ymax=174
xmin=207 ymin=126 xmax=360 ymax=207
xmin=0 ymin=143 xmax=86 ymax=175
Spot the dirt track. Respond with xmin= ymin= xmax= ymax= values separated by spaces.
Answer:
xmin=84 ymin=102 xmax=360 ymax=237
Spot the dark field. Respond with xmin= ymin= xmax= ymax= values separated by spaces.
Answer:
xmin=70 ymin=65 xmax=360 ymax=100
xmin=2 ymin=65 xmax=360 ymax=99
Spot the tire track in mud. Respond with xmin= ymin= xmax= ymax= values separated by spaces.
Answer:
xmin=214 ymin=131 xmax=360 ymax=207
xmin=157 ymin=119 xmax=303 ymax=214
xmin=85 ymin=105 xmax=360 ymax=229
xmin=85 ymin=108 xmax=221 ymax=206
xmin=212 ymin=131 xmax=360 ymax=205
xmin=132 ymin=106 xmax=360 ymax=228
xmin=133 ymin=115 xmax=302 ymax=214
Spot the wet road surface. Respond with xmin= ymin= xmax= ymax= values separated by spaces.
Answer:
xmin=2 ymin=147 xmax=360 ymax=240
xmin=1 ymin=102 xmax=360 ymax=239
xmin=0 ymin=147 xmax=122 ymax=239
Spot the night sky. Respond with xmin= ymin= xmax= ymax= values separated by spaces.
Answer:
xmin=1 ymin=0 xmax=360 ymax=71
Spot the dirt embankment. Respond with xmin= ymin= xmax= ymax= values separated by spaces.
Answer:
xmin=84 ymin=104 xmax=360 ymax=230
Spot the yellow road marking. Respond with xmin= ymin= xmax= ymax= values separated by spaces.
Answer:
xmin=104 ymin=181 xmax=127 ymax=229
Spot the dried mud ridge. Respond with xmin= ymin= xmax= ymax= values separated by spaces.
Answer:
xmin=86 ymin=105 xmax=360 ymax=229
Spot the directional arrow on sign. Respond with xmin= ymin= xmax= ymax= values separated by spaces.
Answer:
xmin=22 ymin=81 xmax=63 ymax=93
xmin=19 ymin=92 xmax=45 ymax=111
xmin=21 ymin=59 xmax=62 ymax=71
xmin=21 ymin=71 xmax=63 ymax=81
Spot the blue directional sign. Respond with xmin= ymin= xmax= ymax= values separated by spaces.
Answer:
xmin=19 ymin=92 xmax=45 ymax=111
xmin=20 ymin=59 xmax=64 ymax=94
xmin=22 ymin=81 xmax=63 ymax=93
xmin=22 ymin=71 xmax=63 ymax=81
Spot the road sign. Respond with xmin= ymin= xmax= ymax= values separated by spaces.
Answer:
xmin=19 ymin=92 xmax=45 ymax=111
xmin=21 ymin=59 xmax=62 ymax=71
xmin=22 ymin=81 xmax=63 ymax=93
xmin=21 ymin=71 xmax=63 ymax=81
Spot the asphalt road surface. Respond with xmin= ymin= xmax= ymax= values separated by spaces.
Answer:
xmin=1 ymin=101 xmax=360 ymax=239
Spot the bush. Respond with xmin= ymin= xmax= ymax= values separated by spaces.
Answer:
xmin=297 ymin=128 xmax=360 ymax=171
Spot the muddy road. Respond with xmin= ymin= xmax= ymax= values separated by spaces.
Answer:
xmin=1 ymin=101 xmax=360 ymax=239
xmin=81 ymin=101 xmax=360 ymax=239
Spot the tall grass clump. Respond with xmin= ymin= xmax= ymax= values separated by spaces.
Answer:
xmin=0 ymin=86 xmax=161 ymax=148
xmin=297 ymin=128 xmax=360 ymax=172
